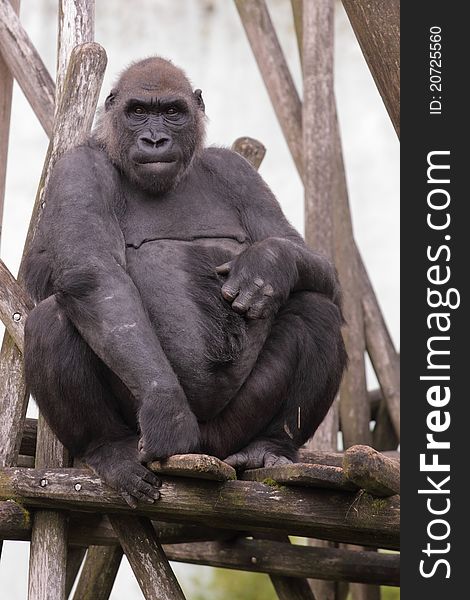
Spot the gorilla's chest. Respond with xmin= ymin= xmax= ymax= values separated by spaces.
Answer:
xmin=120 ymin=184 xmax=247 ymax=249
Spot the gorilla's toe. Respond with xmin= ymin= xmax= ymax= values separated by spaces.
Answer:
xmin=116 ymin=462 xmax=162 ymax=508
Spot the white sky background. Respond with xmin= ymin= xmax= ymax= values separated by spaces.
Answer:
xmin=0 ymin=1 xmax=399 ymax=597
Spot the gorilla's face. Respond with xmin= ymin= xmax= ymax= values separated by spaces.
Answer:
xmin=96 ymin=58 xmax=205 ymax=194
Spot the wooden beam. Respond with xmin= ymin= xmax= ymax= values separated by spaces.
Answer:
xmin=0 ymin=0 xmax=20 ymax=248
xmin=109 ymin=515 xmax=186 ymax=600
xmin=0 ymin=0 xmax=55 ymax=136
xmin=234 ymin=0 xmax=303 ymax=172
xmin=343 ymin=445 xmax=400 ymax=497
xmin=231 ymin=136 xmax=266 ymax=170
xmin=341 ymin=0 xmax=400 ymax=137
xmin=65 ymin=547 xmax=87 ymax=598
xmin=0 ymin=467 xmax=400 ymax=549
xmin=0 ymin=258 xmax=32 ymax=352
xmin=72 ymin=546 xmax=123 ymax=600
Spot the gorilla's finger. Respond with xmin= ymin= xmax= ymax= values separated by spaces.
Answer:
xmin=224 ymin=451 xmax=248 ymax=469
xmin=264 ymin=453 xmax=293 ymax=468
xmin=121 ymin=491 xmax=138 ymax=509
xmin=142 ymin=470 xmax=162 ymax=487
xmin=231 ymin=286 xmax=258 ymax=313
xmin=215 ymin=261 xmax=232 ymax=275
xmin=221 ymin=282 xmax=240 ymax=301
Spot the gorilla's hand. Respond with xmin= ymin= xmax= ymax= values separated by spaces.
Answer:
xmin=216 ymin=239 xmax=297 ymax=319
xmin=138 ymin=389 xmax=200 ymax=463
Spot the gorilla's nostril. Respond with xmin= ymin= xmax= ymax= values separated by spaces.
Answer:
xmin=139 ymin=135 xmax=170 ymax=149
xmin=155 ymin=136 xmax=170 ymax=148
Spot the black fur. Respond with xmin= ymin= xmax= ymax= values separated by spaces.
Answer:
xmin=24 ymin=57 xmax=347 ymax=506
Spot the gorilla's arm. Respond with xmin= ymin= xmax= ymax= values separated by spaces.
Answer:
xmin=212 ymin=149 xmax=341 ymax=317
xmin=34 ymin=145 xmax=199 ymax=456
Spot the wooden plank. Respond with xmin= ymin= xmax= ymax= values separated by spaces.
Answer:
xmin=72 ymin=546 xmax=123 ymax=600
xmin=56 ymin=0 xmax=95 ymax=108
xmin=343 ymin=445 xmax=400 ymax=497
xmin=231 ymin=136 xmax=266 ymax=170
xmin=242 ymin=463 xmax=357 ymax=492
xmin=0 ymin=467 xmax=400 ymax=549
xmin=149 ymin=454 xmax=236 ymax=481
xmin=65 ymin=547 xmax=87 ymax=598
xmin=341 ymin=0 xmax=400 ymax=137
xmin=109 ymin=515 xmax=186 ymax=600
xmin=234 ymin=0 xmax=303 ymax=171
xmin=271 ymin=577 xmax=316 ymax=600
xmin=360 ymin=253 xmax=400 ymax=438
xmin=0 ymin=258 xmax=32 ymax=352
xmin=0 ymin=0 xmax=55 ymax=136
xmin=0 ymin=0 xmax=20 ymax=246
xmin=0 ymin=504 xmax=234 ymax=546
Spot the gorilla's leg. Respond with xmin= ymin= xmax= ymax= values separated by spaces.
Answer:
xmin=24 ymin=296 xmax=161 ymax=507
xmin=200 ymin=291 xmax=347 ymax=468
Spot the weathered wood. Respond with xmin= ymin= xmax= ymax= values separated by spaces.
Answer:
xmin=372 ymin=396 xmax=399 ymax=452
xmin=300 ymin=448 xmax=399 ymax=467
xmin=110 ymin=515 xmax=186 ymax=600
xmin=0 ymin=0 xmax=20 ymax=245
xmin=0 ymin=259 xmax=33 ymax=351
xmin=72 ymin=546 xmax=123 ymax=600
xmin=332 ymin=107 xmax=370 ymax=449
xmin=303 ymin=0 xmax=334 ymax=258
xmin=0 ymin=335 xmax=28 ymax=466
xmin=272 ymin=576 xmax=316 ymax=600
xmin=360 ymin=254 xmax=400 ymax=438
xmin=0 ymin=42 xmax=106 ymax=473
xmin=242 ymin=463 xmax=357 ymax=492
xmin=0 ymin=504 xmax=234 ymax=546
xmin=0 ymin=467 xmax=400 ymax=549
xmin=28 ymin=509 xmax=68 ymax=600
xmin=234 ymin=0 xmax=303 ymax=172
xmin=0 ymin=0 xmax=55 ymax=136
xmin=350 ymin=582 xmax=382 ymax=600
xmin=65 ymin=546 xmax=87 ymax=598
xmin=57 ymin=0 xmax=95 ymax=107
xmin=148 ymin=454 xmax=236 ymax=481
xmin=341 ymin=0 xmax=400 ymax=136
xmin=231 ymin=136 xmax=266 ymax=170
xmin=0 ymin=499 xmax=30 ymax=539
xmin=343 ymin=445 xmax=400 ymax=497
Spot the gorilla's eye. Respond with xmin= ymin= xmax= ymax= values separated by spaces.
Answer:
xmin=166 ymin=107 xmax=178 ymax=116
xmin=133 ymin=106 xmax=146 ymax=115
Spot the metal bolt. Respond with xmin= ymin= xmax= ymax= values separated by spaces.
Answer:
xmin=13 ymin=313 xmax=21 ymax=322
xmin=40 ymin=479 xmax=48 ymax=487
xmin=74 ymin=483 xmax=82 ymax=492
xmin=41 ymin=202 xmax=46 ymax=209
xmin=251 ymin=556 xmax=257 ymax=564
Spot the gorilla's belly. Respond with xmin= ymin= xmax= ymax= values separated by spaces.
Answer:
xmin=125 ymin=238 xmax=270 ymax=420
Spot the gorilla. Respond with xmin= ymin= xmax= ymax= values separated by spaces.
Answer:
xmin=24 ymin=57 xmax=347 ymax=507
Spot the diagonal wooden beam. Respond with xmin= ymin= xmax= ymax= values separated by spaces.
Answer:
xmin=0 ymin=0 xmax=55 ymax=136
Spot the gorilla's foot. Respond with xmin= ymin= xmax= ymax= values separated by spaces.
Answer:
xmin=224 ymin=438 xmax=296 ymax=470
xmin=84 ymin=436 xmax=162 ymax=508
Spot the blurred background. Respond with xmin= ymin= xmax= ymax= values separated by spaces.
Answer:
xmin=0 ymin=0 xmax=399 ymax=597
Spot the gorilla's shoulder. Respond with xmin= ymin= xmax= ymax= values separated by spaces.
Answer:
xmin=53 ymin=140 xmax=117 ymax=180
xmin=200 ymin=146 xmax=256 ymax=178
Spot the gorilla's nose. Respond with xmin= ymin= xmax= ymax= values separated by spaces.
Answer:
xmin=138 ymin=134 xmax=171 ymax=150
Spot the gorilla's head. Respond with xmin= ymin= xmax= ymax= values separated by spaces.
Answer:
xmin=95 ymin=57 xmax=206 ymax=194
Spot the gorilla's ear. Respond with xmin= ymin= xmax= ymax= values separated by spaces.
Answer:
xmin=194 ymin=89 xmax=205 ymax=113
xmin=105 ymin=89 xmax=118 ymax=112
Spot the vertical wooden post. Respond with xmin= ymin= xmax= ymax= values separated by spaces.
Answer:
xmin=302 ymin=0 xmax=338 ymax=453
xmin=72 ymin=546 xmax=123 ymax=600
xmin=26 ymin=41 xmax=106 ymax=600
xmin=0 ymin=0 xmax=20 ymax=250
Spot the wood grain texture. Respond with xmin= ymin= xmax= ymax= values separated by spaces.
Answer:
xmin=0 ymin=0 xmax=54 ymax=136
xmin=234 ymin=0 xmax=303 ymax=172
xmin=0 ymin=467 xmax=400 ymax=549
xmin=341 ymin=0 xmax=400 ymax=137
xmin=242 ymin=463 xmax=357 ymax=492
xmin=57 ymin=0 xmax=95 ymax=106
xmin=231 ymin=136 xmax=266 ymax=170
xmin=0 ymin=0 xmax=20 ymax=245
xmin=343 ymin=445 xmax=400 ymax=497
xmin=148 ymin=454 xmax=236 ymax=481
xmin=0 ymin=259 xmax=33 ymax=351
xmin=72 ymin=546 xmax=123 ymax=600
xmin=65 ymin=546 xmax=87 ymax=598
xmin=109 ymin=515 xmax=186 ymax=600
